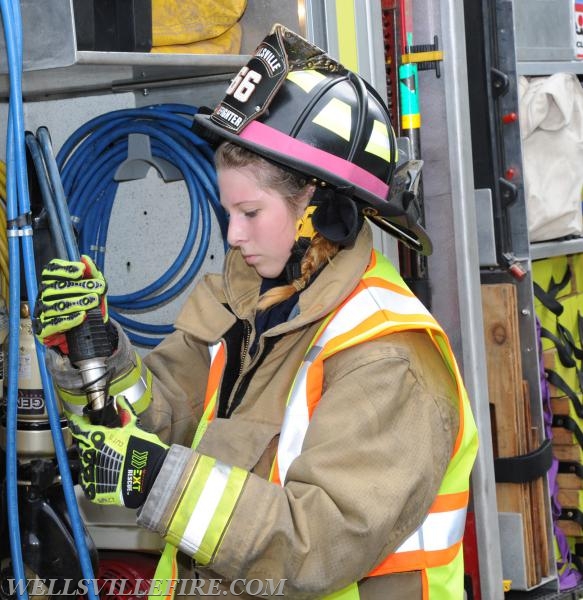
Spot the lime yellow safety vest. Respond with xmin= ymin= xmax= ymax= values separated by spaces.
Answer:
xmin=151 ymin=250 xmax=478 ymax=600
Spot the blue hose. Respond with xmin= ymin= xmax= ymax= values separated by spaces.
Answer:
xmin=57 ymin=105 xmax=226 ymax=347
xmin=37 ymin=127 xmax=80 ymax=260
xmin=5 ymin=115 xmax=27 ymax=600
xmin=2 ymin=2 xmax=31 ymax=596
xmin=1 ymin=2 xmax=99 ymax=598
xmin=25 ymin=132 xmax=67 ymax=258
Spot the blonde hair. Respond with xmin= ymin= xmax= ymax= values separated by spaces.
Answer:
xmin=215 ymin=142 xmax=340 ymax=310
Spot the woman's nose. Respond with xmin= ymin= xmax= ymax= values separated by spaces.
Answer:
xmin=227 ymin=216 xmax=246 ymax=247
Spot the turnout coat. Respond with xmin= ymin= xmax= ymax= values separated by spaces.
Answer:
xmin=135 ymin=222 xmax=465 ymax=599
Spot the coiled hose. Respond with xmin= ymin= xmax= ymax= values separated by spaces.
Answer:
xmin=1 ymin=2 xmax=99 ymax=598
xmin=56 ymin=105 xmax=227 ymax=347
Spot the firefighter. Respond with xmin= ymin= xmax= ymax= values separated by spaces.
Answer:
xmin=34 ymin=25 xmax=478 ymax=600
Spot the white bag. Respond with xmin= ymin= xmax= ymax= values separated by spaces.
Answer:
xmin=519 ymin=73 xmax=583 ymax=242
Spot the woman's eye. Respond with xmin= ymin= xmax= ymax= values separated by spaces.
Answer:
xmin=244 ymin=210 xmax=259 ymax=218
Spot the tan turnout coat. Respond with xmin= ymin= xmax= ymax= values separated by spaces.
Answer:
xmin=131 ymin=222 xmax=459 ymax=599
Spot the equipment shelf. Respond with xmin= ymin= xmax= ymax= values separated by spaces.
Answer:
xmin=530 ymin=239 xmax=583 ymax=261
xmin=517 ymin=62 xmax=583 ymax=76
xmin=0 ymin=0 xmax=306 ymax=99
xmin=0 ymin=50 xmax=248 ymax=99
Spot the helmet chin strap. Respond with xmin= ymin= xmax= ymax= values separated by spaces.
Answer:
xmin=282 ymin=186 xmax=363 ymax=283
xmin=283 ymin=204 xmax=318 ymax=283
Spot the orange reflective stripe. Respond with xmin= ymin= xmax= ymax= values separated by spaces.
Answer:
xmin=375 ymin=311 xmax=436 ymax=325
xmin=323 ymin=316 xmax=439 ymax=359
xmin=427 ymin=330 xmax=466 ymax=457
xmin=421 ymin=569 xmax=429 ymax=600
xmin=270 ymin=456 xmax=281 ymax=485
xmin=203 ymin=342 xmax=225 ymax=410
xmin=167 ymin=557 xmax=178 ymax=600
xmin=160 ymin=555 xmax=178 ymax=600
xmin=429 ymin=490 xmax=469 ymax=513
xmin=306 ymin=359 xmax=324 ymax=418
xmin=340 ymin=276 xmax=414 ymax=309
xmin=451 ymin=404 xmax=464 ymax=456
xmin=368 ymin=541 xmax=463 ymax=575
xmin=362 ymin=275 xmax=416 ymax=297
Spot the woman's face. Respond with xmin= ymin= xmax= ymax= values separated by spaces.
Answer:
xmin=218 ymin=166 xmax=308 ymax=278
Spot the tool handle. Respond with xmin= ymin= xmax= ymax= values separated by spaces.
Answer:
xmin=66 ymin=308 xmax=113 ymax=365
xmin=66 ymin=308 xmax=118 ymax=426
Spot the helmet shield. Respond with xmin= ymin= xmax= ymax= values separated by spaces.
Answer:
xmin=195 ymin=24 xmax=432 ymax=255
xmin=209 ymin=27 xmax=290 ymax=133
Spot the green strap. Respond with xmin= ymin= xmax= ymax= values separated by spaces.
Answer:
xmin=323 ymin=583 xmax=360 ymax=600
xmin=191 ymin=395 xmax=217 ymax=449
xmin=149 ymin=544 xmax=178 ymax=600
xmin=148 ymin=388 xmax=217 ymax=598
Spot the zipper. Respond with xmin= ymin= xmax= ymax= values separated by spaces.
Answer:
xmin=226 ymin=331 xmax=279 ymax=418
xmin=223 ymin=319 xmax=252 ymax=417
xmin=217 ymin=318 xmax=251 ymax=419
xmin=238 ymin=320 xmax=252 ymax=378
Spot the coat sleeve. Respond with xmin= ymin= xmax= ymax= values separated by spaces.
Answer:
xmin=140 ymin=328 xmax=211 ymax=447
xmin=137 ymin=331 xmax=459 ymax=598
xmin=140 ymin=272 xmax=232 ymax=446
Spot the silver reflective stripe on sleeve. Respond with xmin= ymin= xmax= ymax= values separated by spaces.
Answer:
xmin=181 ymin=461 xmax=232 ymax=555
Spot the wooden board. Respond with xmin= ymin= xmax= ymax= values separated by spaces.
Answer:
xmin=557 ymin=472 xmax=583 ymax=490
xmin=553 ymin=428 xmax=580 ymax=445
xmin=481 ymin=283 xmax=549 ymax=587
xmin=543 ymin=349 xmax=561 ymax=398
xmin=558 ymin=520 xmax=583 ymax=538
xmin=558 ymin=489 xmax=583 ymax=507
xmin=551 ymin=396 xmax=571 ymax=416
xmin=552 ymin=444 xmax=583 ymax=463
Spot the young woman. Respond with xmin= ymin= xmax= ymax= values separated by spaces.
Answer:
xmin=35 ymin=26 xmax=477 ymax=600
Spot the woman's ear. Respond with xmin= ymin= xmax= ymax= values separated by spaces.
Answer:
xmin=296 ymin=183 xmax=316 ymax=217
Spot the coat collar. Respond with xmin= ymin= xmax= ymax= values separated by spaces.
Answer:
xmin=175 ymin=222 xmax=374 ymax=342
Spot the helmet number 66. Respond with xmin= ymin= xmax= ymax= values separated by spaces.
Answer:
xmin=226 ymin=67 xmax=263 ymax=103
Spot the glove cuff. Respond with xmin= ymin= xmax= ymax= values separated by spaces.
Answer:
xmin=138 ymin=445 xmax=192 ymax=532
xmin=122 ymin=437 xmax=168 ymax=509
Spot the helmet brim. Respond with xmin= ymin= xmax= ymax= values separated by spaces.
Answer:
xmin=366 ymin=214 xmax=433 ymax=256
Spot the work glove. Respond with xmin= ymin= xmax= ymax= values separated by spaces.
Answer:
xmin=33 ymin=255 xmax=109 ymax=353
xmin=68 ymin=395 xmax=168 ymax=509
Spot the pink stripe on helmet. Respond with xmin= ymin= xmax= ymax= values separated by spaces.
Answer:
xmin=238 ymin=121 xmax=389 ymax=199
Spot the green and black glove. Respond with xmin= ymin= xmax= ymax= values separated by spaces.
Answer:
xmin=33 ymin=255 xmax=109 ymax=353
xmin=68 ymin=395 xmax=168 ymax=509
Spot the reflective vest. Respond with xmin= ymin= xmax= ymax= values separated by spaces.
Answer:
xmin=152 ymin=250 xmax=478 ymax=600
